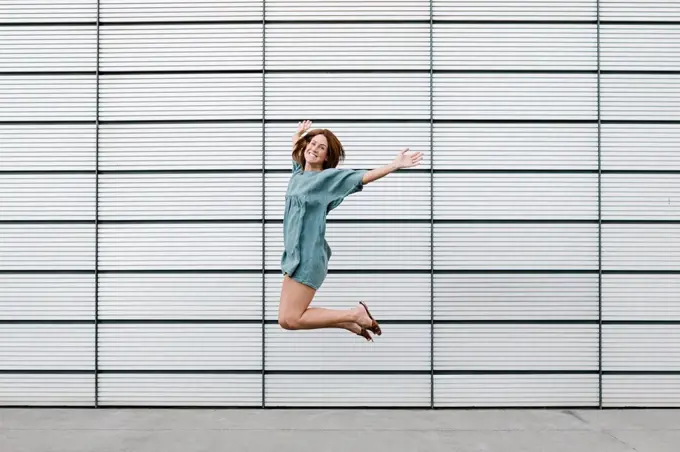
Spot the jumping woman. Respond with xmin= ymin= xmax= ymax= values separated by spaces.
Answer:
xmin=278 ymin=120 xmax=424 ymax=341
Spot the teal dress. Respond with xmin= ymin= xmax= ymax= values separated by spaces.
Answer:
xmin=281 ymin=160 xmax=369 ymax=289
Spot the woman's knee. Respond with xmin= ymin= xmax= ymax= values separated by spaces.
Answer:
xmin=278 ymin=312 xmax=300 ymax=330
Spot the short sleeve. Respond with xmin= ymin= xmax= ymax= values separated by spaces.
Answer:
xmin=324 ymin=168 xmax=369 ymax=212
xmin=292 ymin=159 xmax=302 ymax=174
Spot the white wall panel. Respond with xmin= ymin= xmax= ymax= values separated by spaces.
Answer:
xmin=0 ymin=224 xmax=95 ymax=270
xmin=99 ymin=374 xmax=260 ymax=406
xmin=602 ymin=174 xmax=680 ymax=220
xmin=99 ymin=174 xmax=262 ymax=220
xmin=602 ymin=124 xmax=680 ymax=170
xmin=434 ymin=1 xmax=595 ymax=20
xmin=434 ymin=24 xmax=596 ymax=70
xmin=435 ymin=274 xmax=598 ymax=320
xmin=0 ymin=1 xmax=96 ymax=22
xmin=601 ymin=1 xmax=680 ymax=21
xmin=603 ymin=375 xmax=680 ymax=408
xmin=99 ymin=324 xmax=261 ymax=370
xmin=434 ymin=124 xmax=597 ymax=170
xmin=265 ymin=223 xmax=431 ymax=270
xmin=434 ymin=174 xmax=598 ymax=219
xmin=0 ymin=375 xmax=94 ymax=406
xmin=602 ymin=75 xmax=680 ymax=121
xmin=603 ymin=325 xmax=680 ymax=371
xmin=0 ymin=125 xmax=95 ymax=171
xmin=602 ymin=26 xmax=680 ymax=71
xmin=100 ymin=24 xmax=262 ymax=71
xmin=0 ymin=75 xmax=95 ymax=121
xmin=266 ymin=122 xmax=431 ymax=170
xmin=98 ymin=223 xmax=261 ymax=270
xmin=267 ymin=0 xmax=429 ymax=20
xmin=0 ymin=174 xmax=95 ymax=221
xmin=99 ymin=1 xmax=263 ymax=21
xmin=267 ymin=24 xmax=429 ymax=70
xmin=0 ymin=325 xmax=94 ymax=370
xmin=435 ymin=374 xmax=598 ymax=407
xmin=265 ymin=73 xmax=430 ymax=120
xmin=434 ymin=74 xmax=597 ymax=120
xmin=266 ymin=324 xmax=429 ymax=371
xmin=99 ymin=273 xmax=262 ymax=320
xmin=266 ymin=374 xmax=430 ymax=407
xmin=266 ymin=172 xmax=430 ymax=220
xmin=602 ymin=224 xmax=680 ymax=271
xmin=265 ymin=273 xmax=431 ymax=320
xmin=434 ymin=224 xmax=599 ymax=270
xmin=0 ymin=26 xmax=96 ymax=71
xmin=435 ymin=325 xmax=598 ymax=370
xmin=603 ymin=275 xmax=680 ymax=321
xmin=0 ymin=274 xmax=94 ymax=320
xmin=99 ymin=123 xmax=262 ymax=170
xmin=99 ymin=74 xmax=262 ymax=121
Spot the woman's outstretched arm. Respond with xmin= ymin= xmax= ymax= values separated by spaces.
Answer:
xmin=361 ymin=148 xmax=424 ymax=185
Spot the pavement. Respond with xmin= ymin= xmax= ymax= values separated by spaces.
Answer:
xmin=0 ymin=408 xmax=678 ymax=451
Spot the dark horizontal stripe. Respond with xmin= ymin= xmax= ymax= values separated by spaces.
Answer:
xmin=8 ymin=69 xmax=680 ymax=77
xmin=3 ymin=319 xmax=679 ymax=326
xmin=4 ymin=219 xmax=680 ymax=226
xmin=6 ymin=119 xmax=680 ymax=126
xmin=3 ymin=19 xmax=679 ymax=27
xmin=5 ymin=269 xmax=679 ymax=275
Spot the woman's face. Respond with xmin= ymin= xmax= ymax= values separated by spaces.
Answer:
xmin=305 ymin=134 xmax=328 ymax=165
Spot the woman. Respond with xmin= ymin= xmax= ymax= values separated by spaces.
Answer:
xmin=278 ymin=120 xmax=424 ymax=342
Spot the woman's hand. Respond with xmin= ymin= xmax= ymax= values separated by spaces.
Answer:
xmin=390 ymin=148 xmax=424 ymax=170
xmin=294 ymin=120 xmax=312 ymax=139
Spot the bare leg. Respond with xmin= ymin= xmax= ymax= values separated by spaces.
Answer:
xmin=278 ymin=274 xmax=373 ymax=331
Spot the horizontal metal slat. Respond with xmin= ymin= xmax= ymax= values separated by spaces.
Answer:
xmin=602 ymin=224 xmax=680 ymax=270
xmin=434 ymin=273 xmax=598 ymax=320
xmin=434 ymin=173 xmax=598 ymax=219
xmin=434 ymin=223 xmax=599 ymax=270
xmin=601 ymin=74 xmax=680 ymax=121
xmin=0 ymin=324 xmax=94 ymax=370
xmin=98 ymin=223 xmax=262 ymax=270
xmin=99 ymin=273 xmax=262 ymax=320
xmin=265 ymin=73 xmax=430 ymax=120
xmin=98 ymin=324 xmax=262 ymax=370
xmin=99 ymin=173 xmax=262 ymax=219
xmin=603 ymin=325 xmax=680 ymax=371
xmin=0 ymin=274 xmax=94 ymax=320
xmin=100 ymin=24 xmax=262 ymax=71
xmin=99 ymin=73 xmax=262 ymax=120
xmin=98 ymin=373 xmax=260 ymax=406
xmin=434 ymin=24 xmax=596 ymax=70
xmin=435 ymin=374 xmax=598 ymax=406
xmin=266 ymin=374 xmax=429 ymax=406
xmin=0 ymin=374 xmax=94 ymax=406
xmin=435 ymin=324 xmax=598 ymax=370
xmin=0 ymin=1 xmax=96 ymax=23
xmin=433 ymin=1 xmax=595 ymax=21
xmin=602 ymin=124 xmax=680 ymax=170
xmin=602 ymin=274 xmax=680 ymax=321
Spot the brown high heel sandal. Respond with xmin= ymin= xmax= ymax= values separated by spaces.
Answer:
xmin=359 ymin=301 xmax=381 ymax=336
xmin=356 ymin=328 xmax=373 ymax=342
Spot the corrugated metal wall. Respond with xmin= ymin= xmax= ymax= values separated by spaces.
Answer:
xmin=1 ymin=1 xmax=679 ymax=408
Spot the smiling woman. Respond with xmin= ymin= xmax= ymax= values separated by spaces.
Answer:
xmin=278 ymin=120 xmax=424 ymax=342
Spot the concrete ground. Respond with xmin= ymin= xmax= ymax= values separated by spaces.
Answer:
xmin=0 ymin=408 xmax=678 ymax=451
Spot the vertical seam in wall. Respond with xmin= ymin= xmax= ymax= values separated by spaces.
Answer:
xmin=597 ymin=0 xmax=603 ymax=409
xmin=261 ymin=0 xmax=267 ymax=409
xmin=429 ymin=0 xmax=435 ymax=410
xmin=94 ymin=0 xmax=100 ymax=408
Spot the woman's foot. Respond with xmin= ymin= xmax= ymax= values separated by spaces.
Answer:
xmin=338 ymin=321 xmax=373 ymax=341
xmin=356 ymin=302 xmax=381 ymax=336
